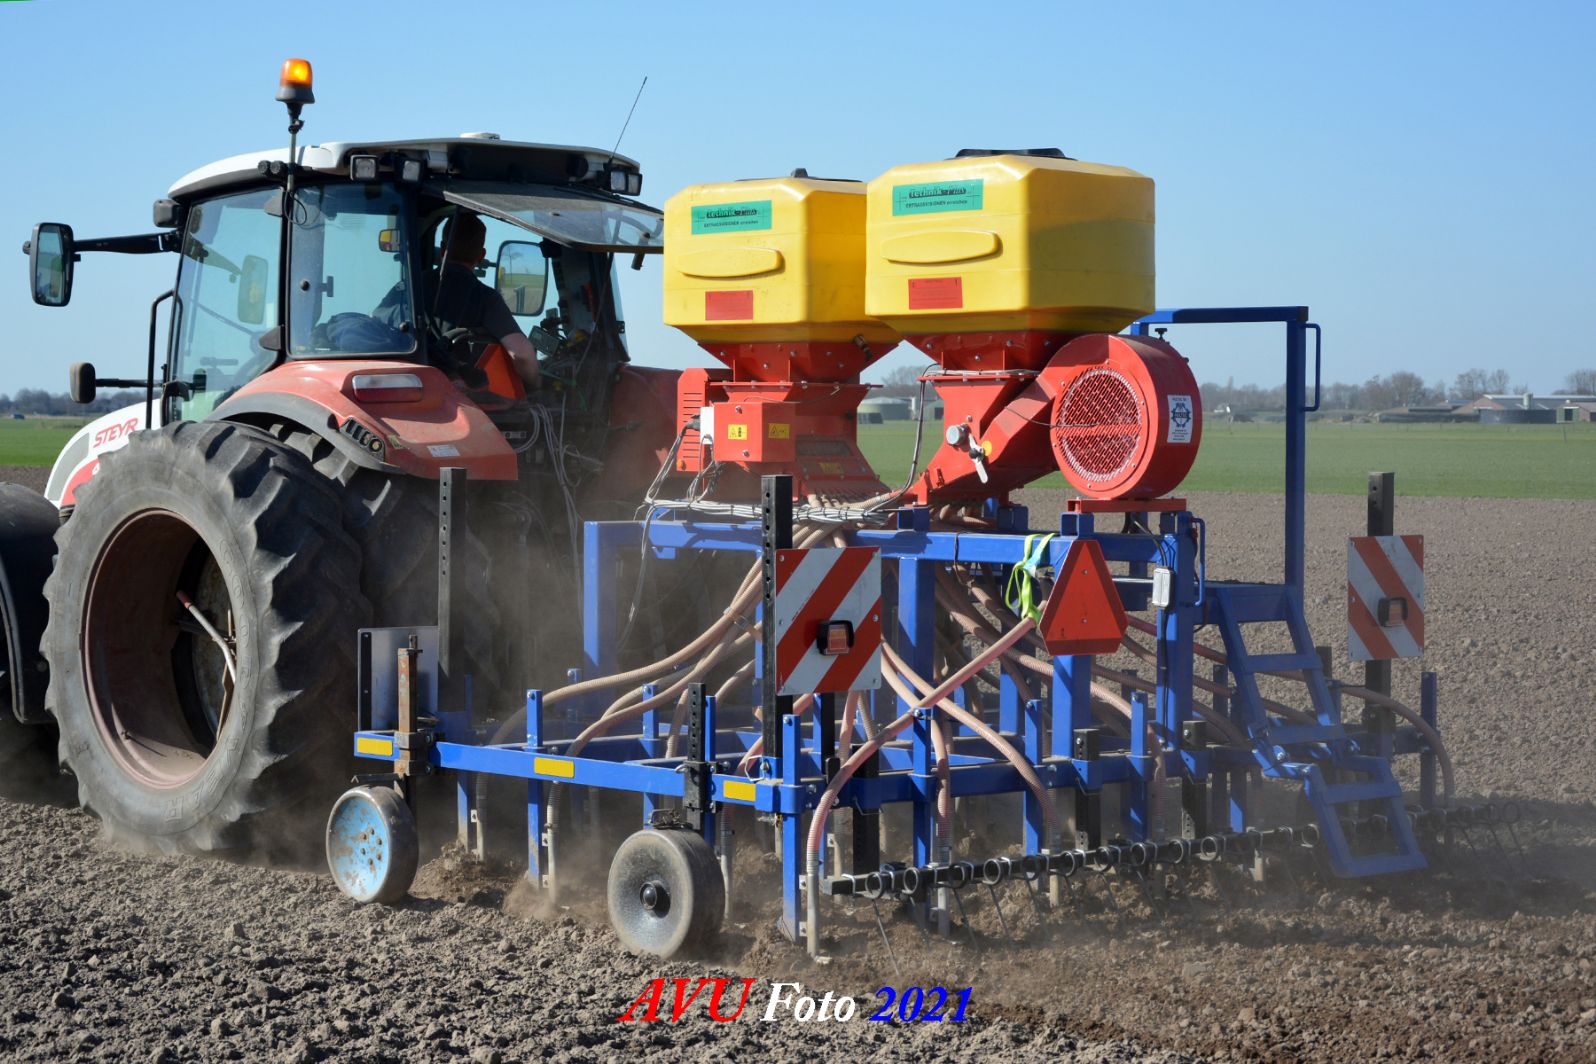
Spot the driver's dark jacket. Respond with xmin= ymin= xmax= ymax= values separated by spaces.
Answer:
xmin=376 ymin=263 xmax=521 ymax=377
xmin=428 ymin=263 xmax=521 ymax=341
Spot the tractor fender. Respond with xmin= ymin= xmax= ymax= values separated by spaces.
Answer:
xmin=45 ymin=402 xmax=149 ymax=508
xmin=210 ymin=360 xmax=517 ymax=481
xmin=0 ymin=484 xmax=60 ymax=724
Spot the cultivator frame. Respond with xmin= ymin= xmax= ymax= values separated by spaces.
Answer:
xmin=343 ymin=306 xmax=1470 ymax=956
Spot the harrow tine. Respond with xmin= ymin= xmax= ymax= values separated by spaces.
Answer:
xmin=1095 ymin=869 xmax=1121 ymax=914
xmin=1062 ymin=871 xmax=1084 ymax=921
xmin=868 ymin=897 xmax=901 ymax=978
xmin=1021 ymin=871 xmax=1056 ymax=942
xmin=1207 ymin=861 xmax=1233 ymax=912
xmin=1132 ymin=868 xmax=1164 ymax=917
xmin=951 ymin=888 xmax=980 ymax=951
xmin=985 ymin=882 xmax=1015 ymax=943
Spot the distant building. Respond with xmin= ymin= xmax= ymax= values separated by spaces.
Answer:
xmin=1373 ymin=402 xmax=1475 ymax=423
xmin=1559 ymin=401 xmax=1596 ymax=423
xmin=859 ymin=397 xmax=913 ymax=421
xmin=1465 ymin=393 xmax=1596 ymax=425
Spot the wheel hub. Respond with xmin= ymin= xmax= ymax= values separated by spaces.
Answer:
xmin=639 ymin=879 xmax=669 ymax=914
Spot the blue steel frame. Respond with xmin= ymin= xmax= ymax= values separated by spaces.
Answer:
xmin=351 ymin=307 xmax=1440 ymax=941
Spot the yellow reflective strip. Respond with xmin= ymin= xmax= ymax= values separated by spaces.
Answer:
xmin=533 ymin=756 xmax=575 ymax=779
xmin=722 ymin=779 xmax=757 ymax=803
xmin=355 ymin=736 xmax=394 ymax=757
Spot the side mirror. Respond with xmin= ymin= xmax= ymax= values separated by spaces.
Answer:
xmin=28 ymin=223 xmax=74 ymax=307
xmin=153 ymin=198 xmax=186 ymax=229
xmin=68 ymin=362 xmax=97 ymax=405
xmin=238 ymin=254 xmax=269 ymax=325
xmin=495 ymin=240 xmax=549 ymax=317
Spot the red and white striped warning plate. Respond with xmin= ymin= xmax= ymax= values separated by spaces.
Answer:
xmin=1347 ymin=535 xmax=1424 ymax=661
xmin=774 ymin=546 xmax=882 ymax=696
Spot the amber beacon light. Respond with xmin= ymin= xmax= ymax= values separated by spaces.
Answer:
xmin=276 ymin=58 xmax=315 ymax=107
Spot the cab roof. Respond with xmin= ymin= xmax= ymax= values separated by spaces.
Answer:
xmin=168 ymin=136 xmax=643 ymax=201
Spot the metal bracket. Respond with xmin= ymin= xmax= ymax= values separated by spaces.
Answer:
xmin=683 ymin=682 xmax=712 ymax=833
xmin=760 ymin=475 xmax=794 ymax=764
xmin=394 ymin=635 xmax=436 ymax=780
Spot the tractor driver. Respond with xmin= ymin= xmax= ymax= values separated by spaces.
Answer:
xmin=426 ymin=211 xmax=541 ymax=391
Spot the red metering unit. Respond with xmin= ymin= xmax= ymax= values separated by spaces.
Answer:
xmin=663 ymin=175 xmax=901 ymax=499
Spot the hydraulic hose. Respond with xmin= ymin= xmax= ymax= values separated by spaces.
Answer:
xmin=914 ymin=615 xmax=1037 ymax=709
xmin=804 ymin=709 xmax=918 ymax=857
xmin=1090 ymin=662 xmax=1250 ymax=748
xmin=879 ymin=664 xmax=954 ymax=847
xmin=934 ymin=573 xmax=1037 ymax=705
xmin=1118 ymin=634 xmax=1317 ymax=726
xmin=881 ymin=642 xmax=1062 ymax=844
xmin=836 ymin=690 xmax=860 ymax=767
xmin=714 ymin=658 xmax=755 ymax=706
xmin=490 ymin=523 xmax=835 ymax=747
xmin=1339 ymin=685 xmax=1456 ymax=806
xmin=935 ymin=569 xmax=1131 ymax=735
xmin=542 ymin=630 xmax=755 ymax=831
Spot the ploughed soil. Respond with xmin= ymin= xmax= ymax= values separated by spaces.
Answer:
xmin=1 ymin=489 xmax=1593 ymax=1062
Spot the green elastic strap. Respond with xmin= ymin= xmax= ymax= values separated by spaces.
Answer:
xmin=1004 ymin=533 xmax=1057 ymax=623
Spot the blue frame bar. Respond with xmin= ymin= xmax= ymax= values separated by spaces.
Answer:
xmin=1131 ymin=306 xmax=1314 ymax=593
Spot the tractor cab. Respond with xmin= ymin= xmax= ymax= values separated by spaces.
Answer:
xmin=155 ymin=135 xmax=662 ymax=418
xmin=25 ymin=60 xmax=667 ymax=501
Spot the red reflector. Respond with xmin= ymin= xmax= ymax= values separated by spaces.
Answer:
xmin=1037 ymin=539 xmax=1128 ymax=657
xmin=818 ymin=620 xmax=854 ymax=656
xmin=350 ymin=372 xmax=424 ymax=403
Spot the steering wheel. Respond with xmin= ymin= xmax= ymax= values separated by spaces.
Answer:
xmin=440 ymin=326 xmax=482 ymax=345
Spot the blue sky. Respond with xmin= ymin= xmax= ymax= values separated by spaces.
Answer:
xmin=2 ymin=0 xmax=1591 ymax=396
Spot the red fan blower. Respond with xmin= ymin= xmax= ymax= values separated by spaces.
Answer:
xmin=915 ymin=332 xmax=1201 ymax=504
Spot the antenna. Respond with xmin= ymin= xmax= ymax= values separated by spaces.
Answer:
xmin=607 ymin=76 xmax=649 ymax=165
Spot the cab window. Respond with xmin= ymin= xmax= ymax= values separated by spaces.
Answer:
xmin=289 ymin=184 xmax=416 ymax=357
xmin=168 ymin=188 xmax=281 ymax=420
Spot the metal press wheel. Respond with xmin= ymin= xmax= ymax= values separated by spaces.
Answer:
xmin=606 ymin=828 xmax=724 ymax=957
xmin=325 ymin=785 xmax=419 ymax=904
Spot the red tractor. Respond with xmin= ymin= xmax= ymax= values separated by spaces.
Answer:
xmin=1 ymin=60 xmax=682 ymax=854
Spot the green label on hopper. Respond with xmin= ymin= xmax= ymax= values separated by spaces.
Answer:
xmin=691 ymin=200 xmax=772 ymax=234
xmin=892 ymin=179 xmax=984 ymax=215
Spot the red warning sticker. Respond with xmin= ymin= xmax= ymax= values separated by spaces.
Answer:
xmin=705 ymin=289 xmax=754 ymax=320
xmin=907 ymin=276 xmax=963 ymax=310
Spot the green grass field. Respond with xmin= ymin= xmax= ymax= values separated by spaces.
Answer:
xmin=4 ymin=415 xmax=1591 ymax=500
xmin=0 ymin=417 xmax=91 ymax=468
xmin=858 ymin=420 xmax=1596 ymax=500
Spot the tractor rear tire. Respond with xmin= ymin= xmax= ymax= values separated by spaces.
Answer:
xmin=0 ymin=482 xmax=66 ymax=801
xmin=265 ymin=425 xmax=519 ymax=714
xmin=264 ymin=423 xmax=528 ymax=861
xmin=42 ymin=422 xmax=370 ymax=856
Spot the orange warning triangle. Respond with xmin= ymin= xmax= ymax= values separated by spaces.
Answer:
xmin=1038 ymin=539 xmax=1128 ymax=657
